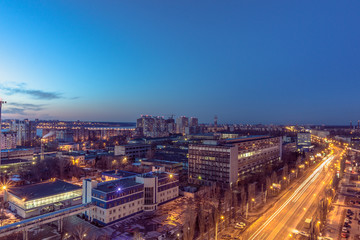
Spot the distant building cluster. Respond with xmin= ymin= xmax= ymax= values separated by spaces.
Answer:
xmin=136 ymin=115 xmax=200 ymax=137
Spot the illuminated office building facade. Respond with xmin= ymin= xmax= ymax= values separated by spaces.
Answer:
xmin=188 ymin=136 xmax=282 ymax=187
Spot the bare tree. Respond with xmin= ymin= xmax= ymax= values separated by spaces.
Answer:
xmin=271 ymin=171 xmax=277 ymax=185
xmin=71 ymin=225 xmax=91 ymax=240
xmin=182 ymin=201 xmax=197 ymax=240
xmin=197 ymin=202 xmax=206 ymax=239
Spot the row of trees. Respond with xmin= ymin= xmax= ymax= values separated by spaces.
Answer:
xmin=18 ymin=157 xmax=85 ymax=183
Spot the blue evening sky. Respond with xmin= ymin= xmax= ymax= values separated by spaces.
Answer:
xmin=0 ymin=1 xmax=360 ymax=124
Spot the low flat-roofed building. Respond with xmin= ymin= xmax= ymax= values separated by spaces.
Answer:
xmin=6 ymin=179 xmax=82 ymax=218
xmin=114 ymin=144 xmax=151 ymax=159
xmin=0 ymin=158 xmax=32 ymax=174
xmin=58 ymin=142 xmax=80 ymax=152
xmin=140 ymin=159 xmax=183 ymax=173
xmin=1 ymin=148 xmax=34 ymax=160
xmin=58 ymin=152 xmax=86 ymax=166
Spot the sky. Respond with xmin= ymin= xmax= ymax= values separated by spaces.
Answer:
xmin=0 ymin=1 xmax=360 ymax=125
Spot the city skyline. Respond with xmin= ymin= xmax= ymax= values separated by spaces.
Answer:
xmin=1 ymin=1 xmax=360 ymax=124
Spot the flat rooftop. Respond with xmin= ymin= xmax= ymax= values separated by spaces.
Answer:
xmin=102 ymin=170 xmax=137 ymax=178
xmin=0 ymin=159 xmax=31 ymax=165
xmin=138 ymin=171 xmax=173 ymax=179
xmin=225 ymin=135 xmax=274 ymax=143
xmin=1 ymin=148 xmax=34 ymax=153
xmin=95 ymin=178 xmax=142 ymax=193
xmin=141 ymin=159 xmax=181 ymax=165
xmin=8 ymin=179 xmax=81 ymax=201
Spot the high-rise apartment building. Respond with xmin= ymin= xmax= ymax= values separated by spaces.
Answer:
xmin=9 ymin=119 xmax=36 ymax=146
xmin=1 ymin=131 xmax=17 ymax=149
xmin=176 ymin=116 xmax=189 ymax=134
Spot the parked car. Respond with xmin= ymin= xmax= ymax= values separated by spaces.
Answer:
xmin=341 ymin=232 xmax=349 ymax=238
xmin=236 ymin=222 xmax=246 ymax=226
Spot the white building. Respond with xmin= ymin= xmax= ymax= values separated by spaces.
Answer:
xmin=6 ymin=179 xmax=82 ymax=218
xmin=83 ymin=171 xmax=179 ymax=226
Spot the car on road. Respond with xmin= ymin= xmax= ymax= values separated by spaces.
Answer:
xmin=221 ymin=234 xmax=231 ymax=239
xmin=345 ymin=218 xmax=352 ymax=223
xmin=236 ymin=222 xmax=246 ymax=226
xmin=341 ymin=232 xmax=349 ymax=238
xmin=298 ymin=231 xmax=309 ymax=237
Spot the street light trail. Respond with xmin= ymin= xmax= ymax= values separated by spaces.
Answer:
xmin=248 ymin=155 xmax=334 ymax=240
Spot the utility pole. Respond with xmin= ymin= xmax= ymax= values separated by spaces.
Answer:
xmin=245 ymin=202 xmax=249 ymax=219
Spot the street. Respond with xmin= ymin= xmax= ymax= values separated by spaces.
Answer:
xmin=239 ymin=147 xmax=339 ymax=240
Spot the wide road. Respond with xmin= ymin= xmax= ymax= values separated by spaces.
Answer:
xmin=241 ymin=146 xmax=341 ymax=240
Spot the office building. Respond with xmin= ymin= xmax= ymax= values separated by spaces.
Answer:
xmin=114 ymin=144 xmax=151 ymax=160
xmin=297 ymin=132 xmax=312 ymax=151
xmin=83 ymin=171 xmax=179 ymax=226
xmin=188 ymin=136 xmax=282 ymax=187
